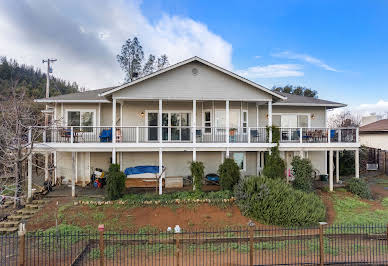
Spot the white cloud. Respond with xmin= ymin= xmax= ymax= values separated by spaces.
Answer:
xmin=272 ymin=51 xmax=338 ymax=72
xmin=353 ymin=100 xmax=388 ymax=115
xmin=0 ymin=0 xmax=232 ymax=89
xmin=236 ymin=64 xmax=304 ymax=78
xmin=254 ymin=55 xmax=262 ymax=59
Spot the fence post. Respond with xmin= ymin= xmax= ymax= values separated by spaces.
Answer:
xmin=98 ymin=224 xmax=104 ymax=266
xmin=175 ymin=232 xmax=181 ymax=266
xmin=18 ymin=223 xmax=26 ymax=266
xmin=319 ymin=222 xmax=327 ymax=266
xmin=248 ymin=221 xmax=255 ymax=266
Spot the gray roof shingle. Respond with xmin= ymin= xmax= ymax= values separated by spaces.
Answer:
xmin=35 ymin=87 xmax=115 ymax=102
xmin=274 ymin=92 xmax=346 ymax=107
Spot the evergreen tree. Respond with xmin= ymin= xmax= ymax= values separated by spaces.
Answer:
xmin=0 ymin=57 xmax=79 ymax=99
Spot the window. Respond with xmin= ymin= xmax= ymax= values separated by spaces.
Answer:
xmin=231 ymin=152 xmax=245 ymax=170
xmin=242 ymin=111 xmax=248 ymax=133
xmin=204 ymin=111 xmax=212 ymax=133
xmin=66 ymin=110 xmax=95 ymax=132
xmin=272 ymin=114 xmax=309 ymax=128
xmin=297 ymin=115 xmax=308 ymax=127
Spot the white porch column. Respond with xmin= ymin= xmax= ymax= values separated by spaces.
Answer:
xmin=256 ymin=103 xmax=259 ymax=127
xmin=268 ymin=101 xmax=272 ymax=143
xmin=72 ymin=152 xmax=76 ymax=197
xmin=61 ymin=103 xmax=64 ymax=126
xmin=256 ymin=151 xmax=260 ymax=175
xmin=299 ymin=150 xmax=304 ymax=158
xmin=158 ymin=99 xmax=162 ymax=143
xmin=355 ymin=149 xmax=360 ymax=178
xmin=192 ymin=100 xmax=196 ymax=144
xmin=226 ymin=148 xmax=230 ymax=158
xmin=112 ymin=98 xmax=117 ymax=143
xmin=193 ymin=148 xmax=197 ymax=161
xmin=112 ymin=148 xmax=116 ymax=164
xmin=158 ymin=148 xmax=163 ymax=195
xmin=120 ymin=152 xmax=123 ymax=171
xmin=27 ymin=153 xmax=32 ymax=200
xmin=261 ymin=152 xmax=265 ymax=168
xmin=329 ymin=150 xmax=334 ymax=191
xmin=226 ymin=100 xmax=230 ymax=143
xmin=336 ymin=150 xmax=340 ymax=183
xmin=54 ymin=151 xmax=57 ymax=184
xmin=44 ymin=152 xmax=49 ymax=181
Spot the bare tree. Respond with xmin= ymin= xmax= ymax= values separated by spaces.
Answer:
xmin=328 ymin=110 xmax=361 ymax=128
xmin=0 ymin=86 xmax=45 ymax=208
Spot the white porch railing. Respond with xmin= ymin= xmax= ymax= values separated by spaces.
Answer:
xmin=38 ymin=126 xmax=359 ymax=144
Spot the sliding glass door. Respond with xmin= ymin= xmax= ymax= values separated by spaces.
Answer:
xmin=147 ymin=112 xmax=191 ymax=142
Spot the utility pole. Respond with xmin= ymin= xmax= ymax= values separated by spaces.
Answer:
xmin=42 ymin=58 xmax=57 ymax=182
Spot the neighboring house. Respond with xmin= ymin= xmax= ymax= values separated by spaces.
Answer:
xmin=359 ymin=119 xmax=388 ymax=150
xmin=31 ymin=56 xmax=360 ymax=196
xmin=360 ymin=114 xmax=383 ymax=126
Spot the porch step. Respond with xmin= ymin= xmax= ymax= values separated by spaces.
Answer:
xmin=7 ymin=215 xmax=32 ymax=221
xmin=16 ymin=209 xmax=38 ymax=215
xmin=0 ymin=227 xmax=18 ymax=234
xmin=0 ymin=221 xmax=19 ymax=228
xmin=25 ymin=204 xmax=41 ymax=210
xmin=31 ymin=199 xmax=48 ymax=205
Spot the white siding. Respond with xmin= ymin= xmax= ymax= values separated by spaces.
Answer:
xmin=113 ymin=62 xmax=273 ymax=101
xmin=360 ymin=133 xmax=388 ymax=150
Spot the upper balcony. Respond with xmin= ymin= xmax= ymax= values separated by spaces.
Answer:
xmin=36 ymin=126 xmax=358 ymax=146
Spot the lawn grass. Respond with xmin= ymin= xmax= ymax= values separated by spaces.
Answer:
xmin=332 ymin=193 xmax=388 ymax=224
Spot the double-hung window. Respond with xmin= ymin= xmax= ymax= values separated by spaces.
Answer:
xmin=66 ymin=110 xmax=95 ymax=132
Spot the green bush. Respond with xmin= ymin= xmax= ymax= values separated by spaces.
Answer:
xmin=218 ymin=158 xmax=240 ymax=190
xmin=266 ymin=126 xmax=280 ymax=144
xmin=106 ymin=164 xmax=126 ymax=200
xmin=346 ymin=178 xmax=372 ymax=199
xmin=234 ymin=176 xmax=326 ymax=226
xmin=262 ymin=146 xmax=285 ymax=179
xmin=291 ymin=156 xmax=314 ymax=192
xmin=190 ymin=161 xmax=205 ymax=191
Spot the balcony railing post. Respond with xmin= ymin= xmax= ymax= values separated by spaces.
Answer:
xmin=43 ymin=127 xmax=47 ymax=143
xmin=356 ymin=128 xmax=359 ymax=143
xmin=300 ymin=127 xmax=303 ymax=143
xmin=70 ymin=127 xmax=74 ymax=143
xmin=338 ymin=129 xmax=342 ymax=143
xmin=328 ymin=128 xmax=331 ymax=143
xmin=136 ymin=127 xmax=139 ymax=143
xmin=248 ymin=127 xmax=251 ymax=143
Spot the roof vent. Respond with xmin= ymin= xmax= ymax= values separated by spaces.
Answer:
xmin=192 ymin=68 xmax=199 ymax=76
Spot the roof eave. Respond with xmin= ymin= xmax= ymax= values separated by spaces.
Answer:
xmin=273 ymin=103 xmax=346 ymax=108
xmin=34 ymin=99 xmax=111 ymax=103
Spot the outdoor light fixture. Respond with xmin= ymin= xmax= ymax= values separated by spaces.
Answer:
xmin=311 ymin=114 xmax=316 ymax=120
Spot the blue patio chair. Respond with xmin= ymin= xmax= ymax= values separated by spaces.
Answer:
xmin=99 ymin=128 xmax=112 ymax=142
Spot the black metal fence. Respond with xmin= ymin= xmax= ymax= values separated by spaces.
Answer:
xmin=1 ymin=224 xmax=387 ymax=265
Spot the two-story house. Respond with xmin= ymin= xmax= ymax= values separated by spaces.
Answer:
xmin=31 ymin=57 xmax=360 ymax=197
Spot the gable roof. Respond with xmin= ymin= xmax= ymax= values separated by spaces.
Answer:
xmin=274 ymin=92 xmax=346 ymax=108
xmin=98 ymin=56 xmax=287 ymax=100
xmin=359 ymin=119 xmax=388 ymax=133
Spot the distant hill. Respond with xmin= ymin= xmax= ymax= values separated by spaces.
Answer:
xmin=0 ymin=57 xmax=79 ymax=99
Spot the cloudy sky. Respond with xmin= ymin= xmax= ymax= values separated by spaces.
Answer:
xmin=0 ymin=0 xmax=387 ymax=114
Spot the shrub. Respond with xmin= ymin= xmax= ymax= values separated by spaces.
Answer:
xmin=291 ymin=156 xmax=315 ymax=192
xmin=190 ymin=161 xmax=205 ymax=191
xmin=262 ymin=146 xmax=285 ymax=179
xmin=106 ymin=164 xmax=126 ymax=200
xmin=218 ymin=158 xmax=240 ymax=190
xmin=266 ymin=126 xmax=280 ymax=144
xmin=234 ymin=176 xmax=326 ymax=226
xmin=346 ymin=178 xmax=372 ymax=199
